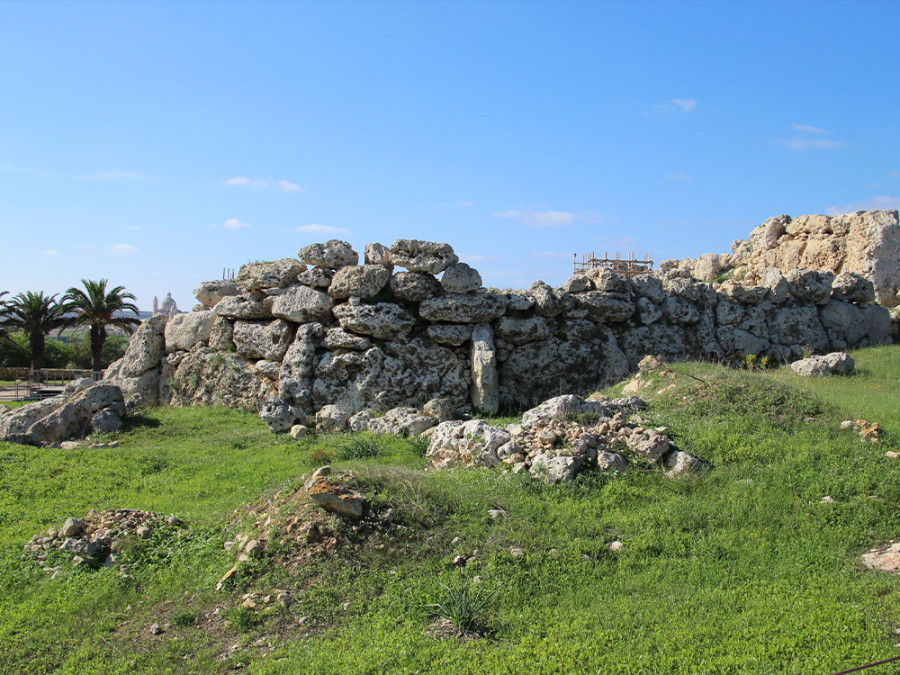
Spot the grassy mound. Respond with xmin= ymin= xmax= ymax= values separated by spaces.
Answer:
xmin=0 ymin=347 xmax=898 ymax=673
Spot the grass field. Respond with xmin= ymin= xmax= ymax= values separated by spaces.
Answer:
xmin=0 ymin=346 xmax=898 ymax=674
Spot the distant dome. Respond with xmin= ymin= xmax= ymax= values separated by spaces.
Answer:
xmin=154 ymin=292 xmax=180 ymax=318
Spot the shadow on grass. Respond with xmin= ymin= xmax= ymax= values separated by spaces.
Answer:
xmin=123 ymin=414 xmax=162 ymax=431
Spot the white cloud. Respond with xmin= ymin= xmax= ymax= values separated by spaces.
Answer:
xmin=779 ymin=137 xmax=844 ymax=151
xmin=224 ymin=177 xmax=267 ymax=189
xmin=454 ymin=201 xmax=476 ymax=207
xmin=123 ymin=225 xmax=141 ymax=231
xmin=651 ymin=98 xmax=697 ymax=114
xmin=109 ymin=244 xmax=138 ymax=254
xmin=224 ymin=219 xmax=251 ymax=230
xmin=889 ymin=171 xmax=900 ymax=179
xmin=492 ymin=210 xmax=610 ymax=227
xmin=461 ymin=254 xmax=488 ymax=262
xmin=665 ymin=173 xmax=694 ymax=181
xmin=277 ymin=180 xmax=301 ymax=192
xmin=296 ymin=224 xmax=349 ymax=234
xmin=43 ymin=249 xmax=59 ymax=256
xmin=825 ymin=196 xmax=900 ymax=215
xmin=792 ymin=124 xmax=828 ymax=134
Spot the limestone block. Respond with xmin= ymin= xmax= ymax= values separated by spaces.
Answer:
xmin=426 ymin=419 xmax=511 ymax=470
xmin=271 ymin=286 xmax=334 ymax=323
xmin=323 ymin=328 xmax=372 ymax=351
xmin=332 ymin=300 xmax=415 ymax=339
xmin=389 ymin=271 xmax=442 ymax=302
xmin=165 ymin=312 xmax=215 ymax=352
xmin=215 ymin=295 xmax=274 ymax=320
xmin=328 ymin=264 xmax=391 ymax=299
xmin=790 ymin=352 xmax=855 ymax=377
xmin=233 ymin=320 xmax=295 ymax=361
xmin=494 ymin=316 xmax=553 ymax=345
xmin=419 ymin=293 xmax=508 ymax=323
xmin=297 ymin=240 xmax=358 ymax=269
xmin=440 ymin=262 xmax=482 ymax=294
xmin=426 ymin=324 xmax=473 ymax=346
xmin=194 ymin=280 xmax=241 ymax=307
xmin=236 ymin=259 xmax=305 ymax=291
xmin=297 ymin=266 xmax=334 ymax=288
xmin=364 ymin=242 xmax=393 ymax=267
xmin=786 ymin=269 xmax=833 ymax=305
xmin=390 ymin=239 xmax=458 ymax=274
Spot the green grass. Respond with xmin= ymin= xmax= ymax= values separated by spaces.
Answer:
xmin=0 ymin=346 xmax=899 ymax=673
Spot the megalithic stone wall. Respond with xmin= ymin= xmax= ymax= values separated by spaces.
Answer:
xmin=104 ymin=232 xmax=893 ymax=418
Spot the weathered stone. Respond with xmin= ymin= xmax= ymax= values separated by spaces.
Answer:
xmin=278 ymin=323 xmax=324 ymax=409
xmin=298 ymin=240 xmax=359 ymax=269
xmin=529 ymin=281 xmax=566 ymax=317
xmin=664 ymin=450 xmax=703 ymax=477
xmin=790 ymin=352 xmax=855 ymax=377
xmin=308 ymin=478 xmax=364 ymax=517
xmin=316 ymin=404 xmax=349 ymax=432
xmin=426 ymin=324 xmax=473 ymax=346
xmin=578 ymin=292 xmax=635 ymax=323
xmin=364 ymin=242 xmax=392 ymax=267
xmin=215 ymin=295 xmax=273 ymax=320
xmin=761 ymin=267 xmax=790 ymax=303
xmin=91 ymin=409 xmax=123 ymax=434
xmin=290 ymin=424 xmax=309 ymax=439
xmin=470 ymin=323 xmax=498 ymax=415
xmin=820 ymin=301 xmax=867 ymax=348
xmin=635 ymin=296 xmax=663 ymax=325
xmin=328 ymin=265 xmax=391 ymax=299
xmin=494 ymin=316 xmax=554 ymax=345
xmin=529 ymin=454 xmax=582 ymax=483
xmin=271 ymin=286 xmax=334 ymax=323
xmin=831 ymin=271 xmax=876 ymax=304
xmin=423 ymin=398 xmax=455 ymax=422
xmin=297 ymin=266 xmax=334 ymax=288
xmin=767 ymin=306 xmax=829 ymax=351
xmin=165 ymin=312 xmax=215 ymax=352
xmin=236 ymin=259 xmax=305 ymax=291
xmin=562 ymin=275 xmax=592 ymax=294
xmin=787 ymin=269 xmax=833 ymax=305
xmin=693 ymin=253 xmax=721 ymax=282
xmin=720 ymin=281 xmax=768 ymax=306
xmin=332 ymin=300 xmax=416 ymax=339
xmin=632 ymin=275 xmax=665 ymax=303
xmin=861 ymin=540 xmax=900 ymax=574
xmin=597 ymin=451 xmax=627 ymax=473
xmin=233 ymin=320 xmax=295 ymax=361
xmin=254 ymin=359 xmax=281 ymax=380
xmin=626 ymin=429 xmax=671 ymax=463
xmin=323 ymin=328 xmax=372 ymax=351
xmin=389 ymin=271 xmax=442 ymax=303
xmin=259 ymin=398 xmax=310 ymax=433
xmin=0 ymin=384 xmax=126 ymax=446
xmin=162 ymin=348 xmax=275 ymax=410
xmin=390 ymin=239 xmax=458 ymax=274
xmin=662 ymin=296 xmax=700 ymax=326
xmin=194 ymin=280 xmax=241 ymax=307
xmin=366 ymin=406 xmax=436 ymax=436
xmin=419 ymin=293 xmax=508 ymax=323
xmin=441 ymin=263 xmax=482 ymax=293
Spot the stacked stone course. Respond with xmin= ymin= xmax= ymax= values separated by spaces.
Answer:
xmin=102 ymin=226 xmax=892 ymax=422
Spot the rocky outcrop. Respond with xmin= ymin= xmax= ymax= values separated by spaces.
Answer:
xmin=790 ymin=352 xmax=855 ymax=377
xmin=0 ymin=380 xmax=126 ymax=446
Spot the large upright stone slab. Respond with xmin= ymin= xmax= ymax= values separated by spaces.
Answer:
xmin=470 ymin=323 xmax=498 ymax=414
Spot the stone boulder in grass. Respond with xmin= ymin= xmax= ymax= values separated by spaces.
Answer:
xmin=790 ymin=352 xmax=855 ymax=377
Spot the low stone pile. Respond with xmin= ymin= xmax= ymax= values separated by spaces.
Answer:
xmin=0 ymin=379 xmax=126 ymax=446
xmin=23 ymin=509 xmax=180 ymax=571
xmin=426 ymin=394 xmax=702 ymax=483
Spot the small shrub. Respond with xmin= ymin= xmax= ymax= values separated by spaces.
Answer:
xmin=565 ymin=410 xmax=601 ymax=426
xmin=423 ymin=577 xmax=494 ymax=633
xmin=225 ymin=606 xmax=262 ymax=632
xmin=336 ymin=436 xmax=381 ymax=461
xmin=172 ymin=611 xmax=197 ymax=627
xmin=407 ymin=435 xmax=430 ymax=456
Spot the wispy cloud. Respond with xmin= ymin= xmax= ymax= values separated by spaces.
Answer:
xmin=223 ymin=218 xmax=251 ymax=230
xmin=109 ymin=244 xmax=138 ymax=254
xmin=650 ymin=98 xmax=697 ymax=114
xmin=825 ymin=196 xmax=900 ymax=215
xmin=224 ymin=176 xmax=267 ymax=189
xmin=277 ymin=180 xmax=301 ymax=192
xmin=455 ymin=201 xmax=476 ymax=208
xmin=224 ymin=176 xmax=302 ymax=191
xmin=492 ymin=210 xmax=611 ymax=227
xmin=123 ymin=225 xmax=141 ymax=231
xmin=889 ymin=171 xmax=900 ymax=179
xmin=296 ymin=224 xmax=349 ymax=234
xmin=593 ymin=237 xmax=638 ymax=249
xmin=665 ymin=173 xmax=694 ymax=182
xmin=779 ymin=124 xmax=844 ymax=151
xmin=779 ymin=137 xmax=844 ymax=151
xmin=43 ymin=249 xmax=59 ymax=256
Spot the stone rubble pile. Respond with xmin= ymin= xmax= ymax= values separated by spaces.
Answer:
xmin=23 ymin=509 xmax=181 ymax=573
xmin=426 ymin=393 xmax=702 ymax=483
xmin=0 ymin=378 xmax=126 ymax=446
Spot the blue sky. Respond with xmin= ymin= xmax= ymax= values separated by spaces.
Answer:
xmin=2 ymin=0 xmax=899 ymax=311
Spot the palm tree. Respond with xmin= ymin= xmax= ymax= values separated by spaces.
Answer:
xmin=62 ymin=279 xmax=142 ymax=374
xmin=0 ymin=291 xmax=71 ymax=371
